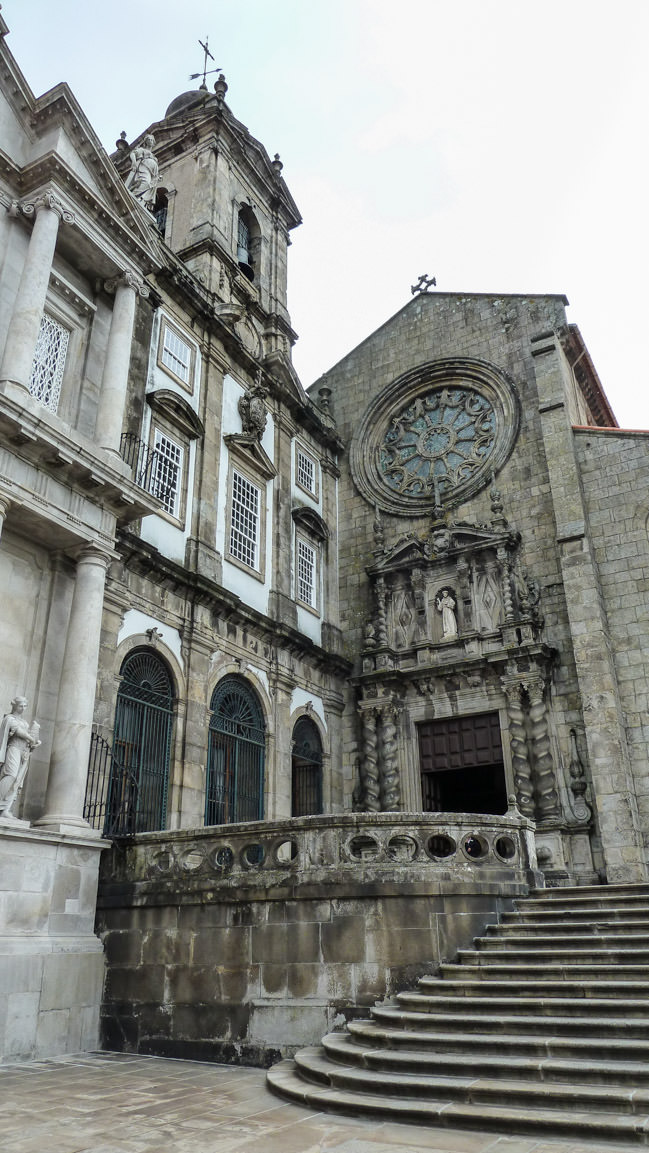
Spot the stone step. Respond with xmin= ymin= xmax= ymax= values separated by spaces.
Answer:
xmin=267 ymin=1059 xmax=649 ymax=1143
xmin=417 ymin=975 xmax=649 ymax=999
xmin=321 ymin=1030 xmax=649 ymax=1086
xmin=460 ymin=944 xmax=649 ymax=963
xmin=396 ymin=990 xmax=649 ymax=1017
xmin=294 ymin=1045 xmax=649 ymax=1116
xmin=524 ymin=883 xmax=649 ymax=902
xmin=492 ymin=918 xmax=649 ymax=936
xmin=438 ymin=961 xmax=649 ymax=981
xmin=370 ymin=1003 xmax=649 ymax=1039
xmin=505 ymin=905 xmax=649 ymax=923
xmin=476 ymin=932 xmax=649 ymax=950
xmin=346 ymin=1018 xmax=649 ymax=1062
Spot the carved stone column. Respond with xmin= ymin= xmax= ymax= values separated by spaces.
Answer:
xmin=379 ymin=701 xmax=400 ymax=811
xmin=527 ymin=675 xmax=560 ymax=818
xmin=96 ymin=272 xmax=149 ymax=455
xmin=502 ymin=677 xmax=534 ymax=816
xmin=497 ymin=544 xmax=515 ymax=622
xmin=359 ymin=707 xmax=381 ymax=812
xmin=0 ymin=193 xmax=75 ymax=395
xmin=0 ymin=494 xmax=11 ymax=542
xmin=34 ymin=544 xmax=111 ymax=833
xmin=374 ymin=577 xmax=388 ymax=646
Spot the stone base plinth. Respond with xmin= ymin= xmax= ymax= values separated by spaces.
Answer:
xmin=0 ymin=825 xmax=106 ymax=1062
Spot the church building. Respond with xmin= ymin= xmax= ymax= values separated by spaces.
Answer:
xmin=1 ymin=11 xmax=649 ymax=1067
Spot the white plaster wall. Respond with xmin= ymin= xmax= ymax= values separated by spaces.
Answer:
xmin=290 ymin=688 xmax=327 ymax=729
xmin=117 ymin=609 xmax=184 ymax=671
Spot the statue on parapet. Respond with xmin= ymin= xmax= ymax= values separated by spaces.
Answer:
xmin=125 ymin=134 xmax=159 ymax=210
xmin=0 ymin=696 xmax=41 ymax=825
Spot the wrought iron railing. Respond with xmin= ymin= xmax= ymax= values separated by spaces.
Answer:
xmin=84 ymin=727 xmax=145 ymax=838
xmin=119 ymin=432 xmax=159 ymax=493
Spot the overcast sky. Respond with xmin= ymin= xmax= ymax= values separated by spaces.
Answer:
xmin=4 ymin=0 xmax=649 ymax=427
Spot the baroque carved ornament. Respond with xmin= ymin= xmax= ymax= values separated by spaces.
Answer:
xmin=350 ymin=358 xmax=520 ymax=515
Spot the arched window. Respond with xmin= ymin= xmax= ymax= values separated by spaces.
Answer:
xmin=153 ymin=188 xmax=169 ymax=236
xmin=206 ymin=677 xmax=265 ymax=825
xmin=291 ymin=716 xmax=323 ymax=817
xmin=109 ymin=649 xmax=174 ymax=835
xmin=236 ymin=206 xmax=258 ymax=282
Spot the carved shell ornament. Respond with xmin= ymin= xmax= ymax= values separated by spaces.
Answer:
xmin=350 ymin=358 xmax=521 ymax=515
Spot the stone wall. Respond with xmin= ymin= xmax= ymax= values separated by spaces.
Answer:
xmin=0 ymin=826 xmax=105 ymax=1061
xmin=96 ymin=810 xmax=539 ymax=1065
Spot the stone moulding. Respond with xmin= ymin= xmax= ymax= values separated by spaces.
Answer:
xmin=99 ymin=809 xmax=539 ymax=894
xmin=350 ymin=357 xmax=521 ymax=515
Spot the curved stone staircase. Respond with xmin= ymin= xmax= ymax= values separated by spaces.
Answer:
xmin=268 ymin=883 xmax=649 ymax=1144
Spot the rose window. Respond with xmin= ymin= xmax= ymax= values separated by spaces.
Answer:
xmin=380 ymin=387 xmax=496 ymax=500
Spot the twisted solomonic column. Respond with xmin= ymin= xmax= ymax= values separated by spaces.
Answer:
xmin=379 ymin=703 xmax=400 ymax=811
xmin=528 ymin=676 xmax=561 ymax=818
xmin=502 ymin=678 xmax=534 ymax=816
xmin=359 ymin=707 xmax=381 ymax=812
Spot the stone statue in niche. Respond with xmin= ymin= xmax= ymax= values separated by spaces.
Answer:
xmin=435 ymin=588 xmax=458 ymax=639
xmin=125 ymin=134 xmax=159 ymax=209
xmin=238 ymin=379 xmax=268 ymax=440
xmin=0 ymin=697 xmax=41 ymax=823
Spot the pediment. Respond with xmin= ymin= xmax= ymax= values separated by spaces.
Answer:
xmin=224 ymin=433 xmax=277 ymax=480
xmin=263 ymin=350 xmax=307 ymax=406
xmin=146 ymin=390 xmax=204 ymax=439
xmin=291 ymin=505 xmax=329 ymax=540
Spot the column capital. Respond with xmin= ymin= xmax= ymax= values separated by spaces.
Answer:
xmin=75 ymin=542 xmax=113 ymax=570
xmin=105 ymin=269 xmax=150 ymax=298
xmin=12 ymin=191 xmax=75 ymax=225
xmin=0 ymin=492 xmax=11 ymax=518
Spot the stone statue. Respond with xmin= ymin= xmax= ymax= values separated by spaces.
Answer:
xmin=125 ymin=134 xmax=159 ymax=209
xmin=435 ymin=588 xmax=458 ymax=639
xmin=0 ymin=697 xmax=41 ymax=823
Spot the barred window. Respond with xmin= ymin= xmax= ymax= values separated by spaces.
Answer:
xmin=230 ymin=470 xmax=260 ymax=570
xmin=29 ymin=314 xmax=69 ymax=413
xmin=150 ymin=430 xmax=183 ymax=517
xmin=297 ymin=538 xmax=317 ymax=607
xmin=296 ymin=447 xmax=316 ymax=495
xmin=161 ymin=324 xmax=192 ymax=384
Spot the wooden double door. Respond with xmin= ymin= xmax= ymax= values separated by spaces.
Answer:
xmin=418 ymin=711 xmax=507 ymax=815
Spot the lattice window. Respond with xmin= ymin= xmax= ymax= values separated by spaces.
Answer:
xmin=296 ymin=447 xmax=316 ymax=495
xmin=149 ymin=429 xmax=183 ymax=517
xmin=29 ymin=314 xmax=69 ymax=412
xmin=161 ymin=324 xmax=191 ymax=384
xmin=297 ymin=537 xmax=317 ymax=607
xmin=230 ymin=470 xmax=260 ymax=569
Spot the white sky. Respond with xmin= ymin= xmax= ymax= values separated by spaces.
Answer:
xmin=4 ymin=0 xmax=649 ymax=427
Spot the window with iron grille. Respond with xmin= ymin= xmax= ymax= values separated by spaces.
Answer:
xmin=296 ymin=446 xmax=317 ymax=496
xmin=29 ymin=313 xmax=69 ymax=413
xmin=291 ymin=715 xmax=323 ymax=816
xmin=161 ymin=323 xmax=192 ymax=384
xmin=297 ymin=537 xmax=317 ymax=608
xmin=149 ymin=429 xmax=183 ymax=517
xmin=230 ymin=469 xmax=260 ymax=570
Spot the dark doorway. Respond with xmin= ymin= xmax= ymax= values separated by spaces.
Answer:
xmin=109 ymin=648 xmax=174 ymax=834
xmin=206 ymin=676 xmax=265 ymax=825
xmin=291 ymin=716 xmax=323 ymax=816
xmin=418 ymin=711 xmax=507 ymax=815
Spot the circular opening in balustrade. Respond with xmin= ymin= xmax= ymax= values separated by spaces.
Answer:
xmin=180 ymin=848 xmax=205 ymax=872
xmin=427 ymin=834 xmax=456 ymax=859
xmin=149 ymin=849 xmax=173 ymax=875
xmin=494 ymin=835 xmax=517 ymax=861
xmin=387 ymin=834 xmax=418 ymax=862
xmin=275 ymin=839 xmax=299 ymax=865
xmin=241 ymin=843 xmax=265 ymax=868
xmin=210 ymin=846 xmax=234 ymax=872
xmin=348 ymin=835 xmax=380 ymax=861
xmin=462 ymin=833 xmax=489 ymax=861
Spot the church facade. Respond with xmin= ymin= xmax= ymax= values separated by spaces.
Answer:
xmin=1 ymin=13 xmax=649 ymax=1063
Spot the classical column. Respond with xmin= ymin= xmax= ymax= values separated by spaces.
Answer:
xmin=379 ymin=702 xmax=400 ymax=811
xmin=95 ymin=272 xmax=149 ymax=454
xmin=359 ymin=707 xmax=381 ymax=812
xmin=527 ymin=675 xmax=561 ymax=818
xmin=0 ymin=494 xmax=11 ymax=542
xmin=34 ymin=544 xmax=111 ymax=832
xmin=0 ymin=193 xmax=75 ymax=395
xmin=502 ymin=677 xmax=535 ymax=816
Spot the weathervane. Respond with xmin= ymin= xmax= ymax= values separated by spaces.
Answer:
xmin=190 ymin=36 xmax=222 ymax=89
xmin=411 ymin=273 xmax=437 ymax=295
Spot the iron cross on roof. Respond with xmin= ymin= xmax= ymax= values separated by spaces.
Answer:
xmin=190 ymin=36 xmax=222 ymax=89
xmin=411 ymin=273 xmax=437 ymax=295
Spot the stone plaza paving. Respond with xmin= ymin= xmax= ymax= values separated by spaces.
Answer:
xmin=0 ymin=1052 xmax=641 ymax=1153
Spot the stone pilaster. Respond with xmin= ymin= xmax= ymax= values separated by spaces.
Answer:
xmin=34 ymin=545 xmax=111 ymax=833
xmin=96 ymin=272 xmax=149 ymax=454
xmin=0 ymin=193 xmax=75 ymax=398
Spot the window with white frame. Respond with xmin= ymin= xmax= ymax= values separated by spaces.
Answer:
xmin=29 ymin=314 xmax=70 ymax=413
xmin=149 ymin=428 xmax=184 ymax=518
xmin=296 ymin=444 xmax=318 ymax=498
xmin=230 ymin=469 xmax=261 ymax=570
xmin=296 ymin=536 xmax=318 ymax=610
xmin=159 ymin=321 xmax=193 ymax=387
